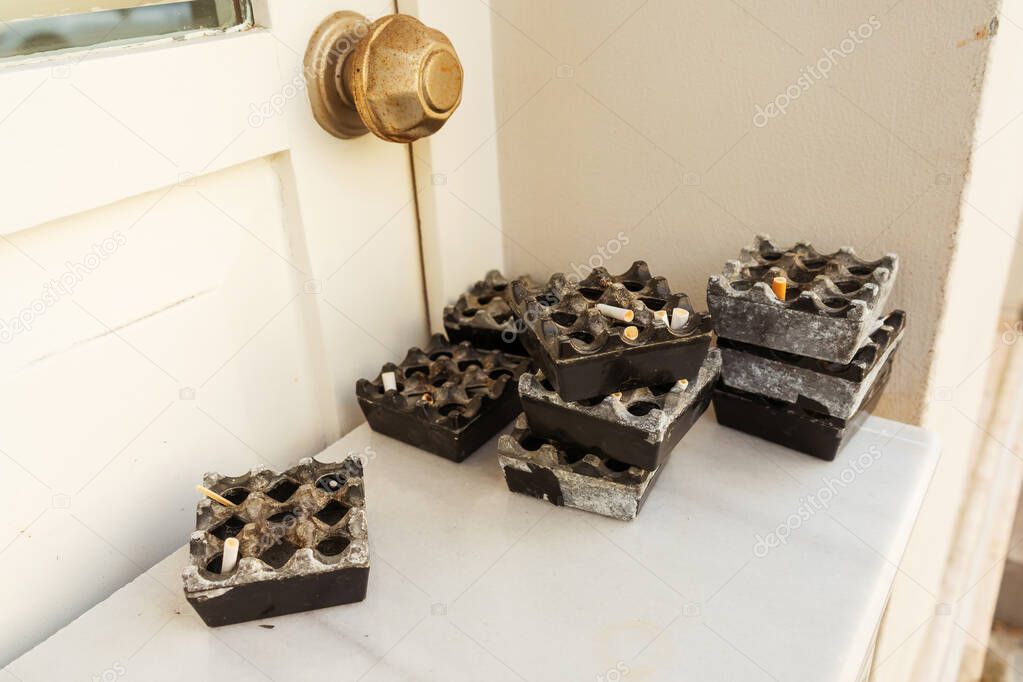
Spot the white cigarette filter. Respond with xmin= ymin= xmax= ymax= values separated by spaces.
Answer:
xmin=670 ymin=308 xmax=690 ymax=331
xmin=596 ymin=303 xmax=635 ymax=323
xmin=653 ymin=310 xmax=668 ymax=325
xmin=623 ymin=325 xmax=639 ymax=340
xmin=221 ymin=537 xmax=240 ymax=574
xmin=381 ymin=371 xmax=398 ymax=392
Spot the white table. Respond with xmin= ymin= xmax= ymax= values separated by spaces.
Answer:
xmin=7 ymin=414 xmax=938 ymax=682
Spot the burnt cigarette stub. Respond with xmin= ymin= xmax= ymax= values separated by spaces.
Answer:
xmin=623 ymin=326 xmax=639 ymax=340
xmin=381 ymin=371 xmax=398 ymax=392
xmin=596 ymin=303 xmax=635 ymax=323
xmin=771 ymin=276 xmax=787 ymax=301
xmin=196 ymin=485 xmax=237 ymax=508
xmin=670 ymin=308 xmax=689 ymax=331
xmin=221 ymin=537 xmax=240 ymax=574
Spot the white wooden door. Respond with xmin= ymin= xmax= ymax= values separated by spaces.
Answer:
xmin=0 ymin=0 xmax=496 ymax=663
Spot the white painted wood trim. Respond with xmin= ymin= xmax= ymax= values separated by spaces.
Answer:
xmin=398 ymin=0 xmax=505 ymax=332
xmin=0 ymin=29 xmax=288 ymax=235
xmin=907 ymin=324 xmax=1023 ymax=682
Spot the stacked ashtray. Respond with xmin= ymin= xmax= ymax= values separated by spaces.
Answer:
xmin=500 ymin=262 xmax=720 ymax=520
xmin=442 ymin=270 xmax=538 ymax=356
xmin=707 ymin=235 xmax=905 ymax=461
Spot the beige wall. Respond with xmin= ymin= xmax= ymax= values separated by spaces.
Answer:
xmin=490 ymin=0 xmax=1000 ymax=425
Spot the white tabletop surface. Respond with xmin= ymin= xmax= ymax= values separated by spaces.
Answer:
xmin=7 ymin=413 xmax=938 ymax=682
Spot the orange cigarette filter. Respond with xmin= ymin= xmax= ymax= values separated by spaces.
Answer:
xmin=771 ymin=276 xmax=787 ymax=301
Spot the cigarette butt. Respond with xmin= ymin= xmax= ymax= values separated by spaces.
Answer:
xmin=677 ymin=378 xmax=689 ymax=389
xmin=221 ymin=537 xmax=240 ymax=574
xmin=611 ymin=392 xmax=623 ymax=400
xmin=653 ymin=310 xmax=668 ymax=325
xmin=196 ymin=485 xmax=237 ymax=508
xmin=596 ymin=303 xmax=635 ymax=323
xmin=623 ymin=325 xmax=639 ymax=340
xmin=771 ymin=276 xmax=787 ymax=301
xmin=670 ymin=308 xmax=689 ymax=331
xmin=381 ymin=371 xmax=398 ymax=392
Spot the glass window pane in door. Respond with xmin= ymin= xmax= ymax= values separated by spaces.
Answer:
xmin=0 ymin=1 xmax=251 ymax=60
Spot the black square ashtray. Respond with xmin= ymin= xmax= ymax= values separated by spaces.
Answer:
xmin=182 ymin=456 xmax=369 ymax=627
xmin=507 ymin=261 xmax=713 ymax=402
xmin=707 ymin=235 xmax=898 ymax=363
xmin=442 ymin=270 xmax=538 ymax=356
xmin=356 ymin=334 xmax=530 ymax=462
xmin=712 ymin=351 xmax=896 ymax=461
xmin=498 ymin=415 xmax=665 ymax=521
xmin=718 ymin=311 xmax=905 ymax=420
xmin=519 ymin=349 xmax=720 ymax=471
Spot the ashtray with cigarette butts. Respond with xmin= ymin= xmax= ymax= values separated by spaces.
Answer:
xmin=442 ymin=270 xmax=538 ymax=356
xmin=498 ymin=414 xmax=665 ymax=521
xmin=182 ymin=456 xmax=369 ymax=627
xmin=356 ymin=334 xmax=530 ymax=462
xmin=517 ymin=349 xmax=720 ymax=471
xmin=507 ymin=261 xmax=714 ymax=402
xmin=706 ymin=235 xmax=898 ymax=364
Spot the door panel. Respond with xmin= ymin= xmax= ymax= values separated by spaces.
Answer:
xmin=262 ymin=0 xmax=430 ymax=432
xmin=0 ymin=0 xmax=431 ymax=663
xmin=0 ymin=159 xmax=332 ymax=661
xmin=0 ymin=31 xmax=287 ymax=234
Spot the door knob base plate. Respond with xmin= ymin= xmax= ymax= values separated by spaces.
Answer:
xmin=304 ymin=11 xmax=370 ymax=139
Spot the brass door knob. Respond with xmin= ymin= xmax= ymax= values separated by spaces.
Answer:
xmin=305 ymin=11 xmax=463 ymax=142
